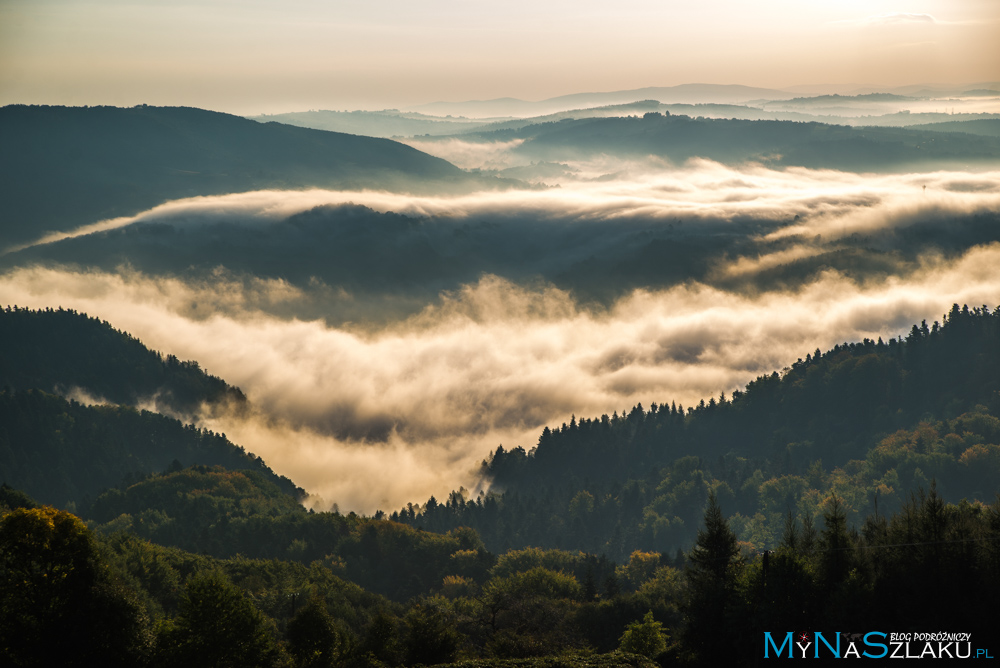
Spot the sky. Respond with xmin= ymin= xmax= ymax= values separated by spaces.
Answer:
xmin=1 ymin=0 xmax=998 ymax=114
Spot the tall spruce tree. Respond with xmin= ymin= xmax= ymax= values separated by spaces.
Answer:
xmin=683 ymin=491 xmax=742 ymax=664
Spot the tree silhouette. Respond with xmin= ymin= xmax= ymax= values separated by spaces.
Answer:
xmin=683 ymin=491 xmax=741 ymax=664
xmin=158 ymin=570 xmax=283 ymax=668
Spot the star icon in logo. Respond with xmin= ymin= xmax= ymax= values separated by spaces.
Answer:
xmin=799 ymin=632 xmax=811 ymax=643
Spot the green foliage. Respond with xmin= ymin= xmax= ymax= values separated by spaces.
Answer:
xmin=0 ymin=505 xmax=153 ymax=667
xmin=91 ymin=466 xmax=303 ymax=526
xmin=7 ymin=304 xmax=1000 ymax=666
xmin=91 ymin=467 xmax=495 ymax=601
xmin=616 ymin=551 xmax=661 ymax=591
xmin=157 ymin=569 xmax=285 ymax=668
xmin=358 ymin=611 xmax=401 ymax=666
xmin=0 ymin=385 xmax=300 ymax=508
xmin=287 ymin=597 xmax=342 ymax=668
xmin=396 ymin=305 xmax=1000 ymax=560
xmin=478 ymin=567 xmax=586 ymax=658
xmin=617 ymin=611 xmax=667 ymax=659
xmin=491 ymin=548 xmax=584 ymax=580
xmin=404 ymin=603 xmax=461 ymax=666
xmin=0 ymin=482 xmax=39 ymax=512
xmin=682 ymin=492 xmax=741 ymax=664
xmin=686 ymin=492 xmax=740 ymax=583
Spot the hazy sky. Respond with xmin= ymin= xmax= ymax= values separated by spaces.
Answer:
xmin=1 ymin=0 xmax=997 ymax=114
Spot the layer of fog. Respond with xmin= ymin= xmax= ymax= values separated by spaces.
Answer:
xmin=4 ymin=251 xmax=1000 ymax=513
xmin=4 ymin=162 xmax=1000 ymax=513
xmin=13 ymin=160 xmax=1000 ymax=257
xmin=9 ymin=161 xmax=999 ymax=327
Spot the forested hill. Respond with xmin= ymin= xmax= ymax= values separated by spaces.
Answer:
xmin=471 ymin=114 xmax=1000 ymax=171
xmin=0 ymin=104 xmax=481 ymax=250
xmin=0 ymin=389 xmax=302 ymax=507
xmin=0 ymin=305 xmax=243 ymax=415
xmin=0 ymin=306 xmax=303 ymax=506
xmin=394 ymin=305 xmax=1000 ymax=559
xmin=490 ymin=303 xmax=1000 ymax=489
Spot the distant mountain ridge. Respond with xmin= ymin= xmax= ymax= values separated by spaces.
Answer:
xmin=470 ymin=114 xmax=1000 ymax=172
xmin=248 ymin=109 xmax=495 ymax=138
xmin=410 ymin=84 xmax=795 ymax=118
xmin=0 ymin=104 xmax=479 ymax=250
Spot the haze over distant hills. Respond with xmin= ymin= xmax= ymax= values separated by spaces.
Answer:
xmin=404 ymin=82 xmax=1000 ymax=119
xmin=409 ymin=84 xmax=797 ymax=118
xmin=248 ymin=109 xmax=495 ymax=138
xmin=253 ymin=85 xmax=1000 ymax=141
xmin=499 ymin=115 xmax=1000 ymax=171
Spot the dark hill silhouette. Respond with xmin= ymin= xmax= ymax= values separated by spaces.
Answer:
xmin=468 ymin=115 xmax=1000 ymax=171
xmin=411 ymin=84 xmax=793 ymax=117
xmin=906 ymin=118 xmax=1000 ymax=137
xmin=0 ymin=305 xmax=243 ymax=416
xmin=0 ymin=389 xmax=302 ymax=507
xmin=0 ymin=306 xmax=302 ymax=506
xmin=394 ymin=305 xmax=1000 ymax=558
xmin=0 ymin=104 xmax=481 ymax=250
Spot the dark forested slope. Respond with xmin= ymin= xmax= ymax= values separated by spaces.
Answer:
xmin=493 ymin=303 xmax=1000 ymax=488
xmin=395 ymin=305 xmax=1000 ymax=558
xmin=0 ymin=104 xmax=480 ymax=249
xmin=468 ymin=114 xmax=1000 ymax=171
xmin=0 ymin=305 xmax=243 ymax=415
xmin=0 ymin=306 xmax=300 ymax=505
xmin=0 ymin=389 xmax=301 ymax=507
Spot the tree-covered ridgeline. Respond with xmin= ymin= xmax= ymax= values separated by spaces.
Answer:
xmin=85 ymin=465 xmax=493 ymax=602
xmin=393 ymin=304 xmax=1000 ymax=559
xmin=476 ymin=112 xmax=1000 ymax=172
xmin=0 ymin=305 xmax=305 ymax=506
xmin=4 ymin=482 xmax=998 ymax=666
xmin=3 ymin=304 xmax=1000 ymax=664
xmin=0 ymin=388 xmax=301 ymax=508
xmin=0 ymin=104 xmax=479 ymax=250
xmin=0 ymin=305 xmax=246 ymax=416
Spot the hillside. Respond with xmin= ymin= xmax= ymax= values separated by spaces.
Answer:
xmin=394 ymin=304 xmax=1000 ymax=558
xmin=3 ymin=305 xmax=1000 ymax=665
xmin=86 ymin=465 xmax=491 ymax=601
xmin=464 ymin=114 xmax=1000 ymax=171
xmin=906 ymin=118 xmax=1000 ymax=137
xmin=0 ymin=306 xmax=301 ymax=505
xmin=0 ymin=389 xmax=301 ymax=507
xmin=249 ymin=109 xmax=494 ymax=138
xmin=0 ymin=305 xmax=243 ymax=415
xmin=0 ymin=104 xmax=481 ymax=250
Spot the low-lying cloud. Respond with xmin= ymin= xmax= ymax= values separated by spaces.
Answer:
xmin=11 ymin=162 xmax=1000 ymax=256
xmin=4 ymin=243 xmax=1000 ymax=512
xmin=4 ymin=163 xmax=1000 ymax=512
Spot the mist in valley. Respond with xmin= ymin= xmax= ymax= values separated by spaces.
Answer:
xmin=4 ymin=156 xmax=1000 ymax=512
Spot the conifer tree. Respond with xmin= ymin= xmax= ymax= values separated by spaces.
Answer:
xmin=683 ymin=491 xmax=741 ymax=664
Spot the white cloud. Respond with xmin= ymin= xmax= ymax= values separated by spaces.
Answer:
xmin=4 ymin=164 xmax=1000 ymax=513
